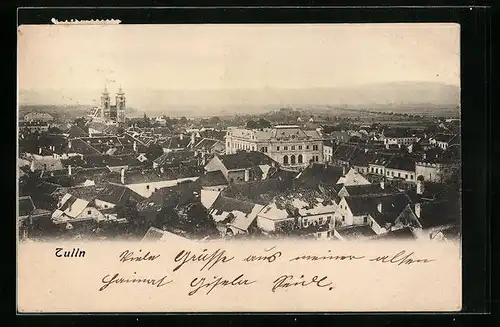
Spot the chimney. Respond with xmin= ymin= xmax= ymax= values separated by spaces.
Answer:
xmin=160 ymin=167 xmax=164 ymax=174
xmin=68 ymin=165 xmax=72 ymax=176
xmin=68 ymin=140 xmax=72 ymax=149
xmin=342 ymin=165 xmax=346 ymax=176
xmin=380 ymin=179 xmax=385 ymax=189
xmin=244 ymin=169 xmax=250 ymax=182
xmin=365 ymin=148 xmax=368 ymax=153
xmin=133 ymin=141 xmax=137 ymax=152
xmin=416 ymin=179 xmax=424 ymax=195
xmin=30 ymin=160 xmax=35 ymax=172
xmin=414 ymin=202 xmax=421 ymax=218
xmin=120 ymin=168 xmax=125 ymax=184
xmin=180 ymin=133 xmax=184 ymax=140
xmin=377 ymin=201 xmax=383 ymax=213
xmin=38 ymin=147 xmax=42 ymax=154
xmin=191 ymin=133 xmax=195 ymax=145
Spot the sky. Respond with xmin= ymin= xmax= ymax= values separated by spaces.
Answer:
xmin=18 ymin=23 xmax=460 ymax=108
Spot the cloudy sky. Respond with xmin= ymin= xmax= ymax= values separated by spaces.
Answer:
xmin=18 ymin=23 xmax=460 ymax=108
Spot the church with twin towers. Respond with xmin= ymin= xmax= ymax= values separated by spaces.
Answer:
xmin=92 ymin=85 xmax=126 ymax=123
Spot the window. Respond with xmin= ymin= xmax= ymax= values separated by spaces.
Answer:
xmin=371 ymin=167 xmax=374 ymax=173
xmin=306 ymin=145 xmax=310 ymax=150
xmin=291 ymin=146 xmax=295 ymax=150
xmin=327 ymin=231 xmax=331 ymax=237
xmin=290 ymin=155 xmax=296 ymax=165
xmin=410 ymin=175 xmax=414 ymax=180
xmin=277 ymin=146 xmax=280 ymax=151
xmin=284 ymin=146 xmax=288 ymax=150
xmin=283 ymin=155 xmax=289 ymax=165
xmin=405 ymin=174 xmax=408 ymax=179
xmin=364 ymin=216 xmax=368 ymax=224
xmin=392 ymin=171 xmax=394 ymax=176
xmin=298 ymin=154 xmax=303 ymax=164
xmin=299 ymin=145 xmax=302 ymax=150
xmin=313 ymin=145 xmax=318 ymax=151
xmin=146 ymin=185 xmax=150 ymax=190
xmin=104 ymin=205 xmax=108 ymax=208
xmin=398 ymin=172 xmax=401 ymax=177
xmin=387 ymin=171 xmax=390 ymax=176
xmin=87 ymin=210 xmax=91 ymax=215
xmin=319 ymin=218 xmax=323 ymax=224
xmin=326 ymin=216 xmax=331 ymax=223
xmin=341 ymin=215 xmax=345 ymax=221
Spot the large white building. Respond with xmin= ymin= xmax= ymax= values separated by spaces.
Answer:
xmin=225 ymin=125 xmax=324 ymax=170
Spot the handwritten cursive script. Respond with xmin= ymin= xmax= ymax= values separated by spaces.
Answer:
xmin=243 ymin=246 xmax=282 ymax=263
xmin=99 ymin=272 xmax=172 ymax=291
xmin=272 ymin=274 xmax=334 ymax=292
xmin=289 ymin=250 xmax=365 ymax=262
xmin=369 ymin=250 xmax=436 ymax=266
xmin=188 ymin=274 xmax=256 ymax=296
xmin=119 ymin=249 xmax=160 ymax=263
xmin=173 ymin=248 xmax=234 ymax=272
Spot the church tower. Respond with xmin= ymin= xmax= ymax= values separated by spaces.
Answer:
xmin=116 ymin=86 xmax=126 ymax=123
xmin=100 ymin=86 xmax=111 ymax=119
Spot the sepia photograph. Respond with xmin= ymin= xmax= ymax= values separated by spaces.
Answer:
xmin=17 ymin=22 xmax=462 ymax=312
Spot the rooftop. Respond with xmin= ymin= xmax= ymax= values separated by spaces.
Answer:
xmin=217 ymin=151 xmax=278 ymax=170
xmin=198 ymin=170 xmax=229 ymax=187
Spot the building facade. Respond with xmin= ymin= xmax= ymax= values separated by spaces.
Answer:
xmin=92 ymin=86 xmax=126 ymax=123
xmin=225 ymin=125 xmax=324 ymax=170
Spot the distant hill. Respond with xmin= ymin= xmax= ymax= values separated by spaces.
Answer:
xmin=18 ymin=104 xmax=138 ymax=120
xmin=19 ymin=81 xmax=459 ymax=117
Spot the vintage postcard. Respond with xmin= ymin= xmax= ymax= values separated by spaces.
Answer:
xmin=17 ymin=23 xmax=462 ymax=312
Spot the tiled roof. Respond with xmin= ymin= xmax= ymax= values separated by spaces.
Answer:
xmin=153 ymin=150 xmax=198 ymax=167
xmin=199 ymin=130 xmax=227 ymax=141
xmin=295 ymin=163 xmax=343 ymax=188
xmin=344 ymin=192 xmax=409 ymax=223
xmin=222 ymin=179 xmax=296 ymax=206
xmin=62 ymin=154 xmax=141 ymax=169
xmin=210 ymin=196 xmax=256 ymax=215
xmin=217 ymin=151 xmax=278 ymax=170
xmin=137 ymin=181 xmax=201 ymax=212
xmin=336 ymin=225 xmax=377 ymax=239
xmin=350 ymin=151 xmax=376 ymax=167
xmin=165 ymin=135 xmax=192 ymax=149
xmin=384 ymin=128 xmax=409 ymax=138
xmin=434 ymin=133 xmax=457 ymax=143
xmin=331 ymin=144 xmax=358 ymax=162
xmin=198 ymin=170 xmax=229 ymax=187
xmin=343 ymin=183 xmax=397 ymax=197
xmin=68 ymin=138 xmax=102 ymax=155
xmin=97 ymin=183 xmax=144 ymax=205
xmin=61 ymin=185 xmax=107 ymax=202
xmin=107 ymin=167 xmax=203 ymax=185
xmin=67 ymin=125 xmax=89 ymax=138
xmin=375 ymin=227 xmax=418 ymax=240
xmin=386 ymin=156 xmax=415 ymax=172
xmin=415 ymin=200 xmax=461 ymax=229
xmin=369 ymin=153 xmax=395 ymax=166
xmin=142 ymin=227 xmax=165 ymax=241
xmin=194 ymin=138 xmax=223 ymax=150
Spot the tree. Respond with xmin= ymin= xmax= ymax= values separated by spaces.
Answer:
xmin=246 ymin=120 xmax=258 ymax=129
